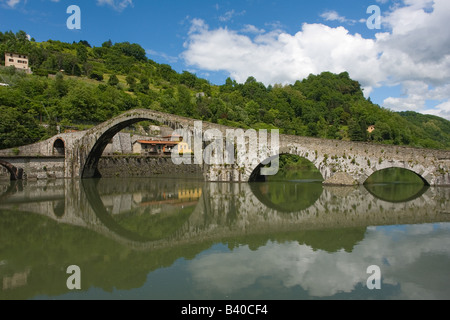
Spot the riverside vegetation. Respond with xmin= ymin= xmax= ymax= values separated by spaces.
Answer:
xmin=1 ymin=30 xmax=449 ymax=151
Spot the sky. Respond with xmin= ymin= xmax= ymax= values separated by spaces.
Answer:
xmin=0 ymin=0 xmax=449 ymax=120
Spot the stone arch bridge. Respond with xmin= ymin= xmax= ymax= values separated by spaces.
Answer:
xmin=0 ymin=109 xmax=449 ymax=185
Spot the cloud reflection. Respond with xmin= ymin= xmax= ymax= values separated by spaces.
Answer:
xmin=188 ymin=223 xmax=450 ymax=299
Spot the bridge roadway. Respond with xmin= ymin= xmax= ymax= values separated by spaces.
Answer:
xmin=0 ymin=109 xmax=449 ymax=185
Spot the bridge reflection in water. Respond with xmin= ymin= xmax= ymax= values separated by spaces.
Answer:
xmin=0 ymin=177 xmax=449 ymax=300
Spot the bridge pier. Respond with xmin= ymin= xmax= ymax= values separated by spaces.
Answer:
xmin=323 ymin=172 xmax=358 ymax=186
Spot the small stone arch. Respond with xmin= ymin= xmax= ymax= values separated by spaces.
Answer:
xmin=53 ymin=138 xmax=65 ymax=156
xmin=248 ymin=151 xmax=324 ymax=182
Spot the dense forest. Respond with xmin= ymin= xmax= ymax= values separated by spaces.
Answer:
xmin=1 ymin=30 xmax=449 ymax=150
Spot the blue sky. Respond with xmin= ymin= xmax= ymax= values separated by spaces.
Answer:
xmin=1 ymin=0 xmax=449 ymax=120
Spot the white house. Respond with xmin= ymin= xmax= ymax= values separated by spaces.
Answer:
xmin=5 ymin=52 xmax=32 ymax=74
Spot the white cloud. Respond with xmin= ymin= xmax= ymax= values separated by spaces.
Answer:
xmin=97 ymin=0 xmax=133 ymax=12
xmin=187 ymin=18 xmax=209 ymax=35
xmin=219 ymin=9 xmax=246 ymax=22
xmin=320 ymin=10 xmax=357 ymax=24
xmin=2 ymin=0 xmax=61 ymax=8
xmin=182 ymin=0 xmax=450 ymax=119
xmin=423 ymin=101 xmax=450 ymax=119
xmin=383 ymin=81 xmax=430 ymax=112
xmin=2 ymin=0 xmax=20 ymax=8
xmin=183 ymin=21 xmax=383 ymax=91
xmin=241 ymin=24 xmax=265 ymax=34
xmin=383 ymin=81 xmax=450 ymax=119
xmin=321 ymin=10 xmax=346 ymax=22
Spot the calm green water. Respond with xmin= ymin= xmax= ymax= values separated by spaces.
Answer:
xmin=0 ymin=174 xmax=449 ymax=300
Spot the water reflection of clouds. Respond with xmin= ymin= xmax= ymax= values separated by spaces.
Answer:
xmin=187 ymin=223 xmax=450 ymax=299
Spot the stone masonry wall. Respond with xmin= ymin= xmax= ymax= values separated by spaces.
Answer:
xmin=1 ymin=157 xmax=65 ymax=180
xmin=97 ymin=156 xmax=203 ymax=178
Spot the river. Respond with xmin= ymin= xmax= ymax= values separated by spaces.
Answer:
xmin=0 ymin=173 xmax=449 ymax=300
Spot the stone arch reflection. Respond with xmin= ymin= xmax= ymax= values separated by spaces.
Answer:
xmin=249 ymin=181 xmax=323 ymax=212
xmin=81 ymin=178 xmax=200 ymax=242
xmin=364 ymin=184 xmax=430 ymax=203
xmin=364 ymin=167 xmax=430 ymax=203
xmin=365 ymin=166 xmax=429 ymax=185
xmin=0 ymin=180 xmax=23 ymax=202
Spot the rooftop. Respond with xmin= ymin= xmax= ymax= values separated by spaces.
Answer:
xmin=135 ymin=140 xmax=179 ymax=145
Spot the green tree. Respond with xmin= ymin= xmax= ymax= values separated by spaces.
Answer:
xmin=245 ymin=100 xmax=261 ymax=123
xmin=76 ymin=44 xmax=88 ymax=64
xmin=108 ymin=74 xmax=119 ymax=86
xmin=54 ymin=72 xmax=68 ymax=97
xmin=102 ymin=40 xmax=113 ymax=48
xmin=370 ymin=122 xmax=392 ymax=142
xmin=126 ymin=75 xmax=136 ymax=89
xmin=113 ymin=42 xmax=147 ymax=62
xmin=348 ymin=118 xmax=367 ymax=141
xmin=137 ymin=76 xmax=149 ymax=93
xmin=90 ymin=72 xmax=104 ymax=81
xmin=180 ymin=71 xmax=198 ymax=89
xmin=177 ymin=85 xmax=194 ymax=116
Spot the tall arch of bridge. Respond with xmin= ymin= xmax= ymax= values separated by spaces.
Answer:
xmin=66 ymin=109 xmax=202 ymax=179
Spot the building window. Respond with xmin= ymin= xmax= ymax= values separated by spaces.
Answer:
xmin=9 ymin=59 xmax=14 ymax=62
